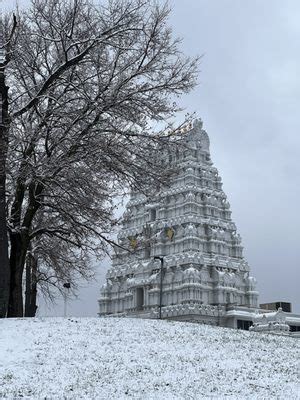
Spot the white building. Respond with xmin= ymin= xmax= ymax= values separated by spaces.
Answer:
xmin=98 ymin=119 xmax=300 ymax=331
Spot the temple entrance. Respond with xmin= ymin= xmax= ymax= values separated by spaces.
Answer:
xmin=237 ymin=320 xmax=253 ymax=330
xmin=136 ymin=288 xmax=144 ymax=310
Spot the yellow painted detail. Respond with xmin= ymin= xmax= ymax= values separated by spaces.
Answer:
xmin=128 ymin=236 xmax=138 ymax=249
xmin=166 ymin=227 xmax=174 ymax=240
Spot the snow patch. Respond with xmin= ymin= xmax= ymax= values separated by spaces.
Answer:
xmin=0 ymin=317 xmax=299 ymax=399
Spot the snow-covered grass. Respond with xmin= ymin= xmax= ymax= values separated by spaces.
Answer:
xmin=0 ymin=317 xmax=299 ymax=399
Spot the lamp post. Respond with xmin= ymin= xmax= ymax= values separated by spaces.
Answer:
xmin=63 ymin=282 xmax=71 ymax=317
xmin=154 ymin=256 xmax=164 ymax=319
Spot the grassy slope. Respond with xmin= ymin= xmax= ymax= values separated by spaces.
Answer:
xmin=0 ymin=317 xmax=299 ymax=399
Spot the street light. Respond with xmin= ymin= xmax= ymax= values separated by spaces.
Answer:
xmin=63 ymin=282 xmax=71 ymax=318
xmin=154 ymin=256 xmax=164 ymax=319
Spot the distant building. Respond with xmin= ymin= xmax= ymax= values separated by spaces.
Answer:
xmin=260 ymin=302 xmax=291 ymax=313
xmin=98 ymin=119 xmax=300 ymax=333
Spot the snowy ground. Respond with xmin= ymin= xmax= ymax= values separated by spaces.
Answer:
xmin=0 ymin=318 xmax=299 ymax=399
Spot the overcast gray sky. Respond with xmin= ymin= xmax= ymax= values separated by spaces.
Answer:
xmin=2 ymin=0 xmax=300 ymax=315
xmin=169 ymin=0 xmax=300 ymax=313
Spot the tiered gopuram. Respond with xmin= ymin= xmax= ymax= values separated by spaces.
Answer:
xmin=99 ymin=119 xmax=260 ymax=328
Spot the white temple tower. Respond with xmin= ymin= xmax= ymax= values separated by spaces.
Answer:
xmin=99 ymin=119 xmax=259 ymax=328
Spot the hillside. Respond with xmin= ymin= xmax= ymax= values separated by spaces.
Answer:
xmin=0 ymin=317 xmax=299 ymax=399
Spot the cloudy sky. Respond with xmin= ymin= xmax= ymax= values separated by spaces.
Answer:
xmin=169 ymin=0 xmax=300 ymax=313
xmin=2 ymin=0 xmax=300 ymax=315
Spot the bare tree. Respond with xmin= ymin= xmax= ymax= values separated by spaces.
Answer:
xmin=0 ymin=52 xmax=9 ymax=318
xmin=3 ymin=0 xmax=199 ymax=317
xmin=0 ymin=15 xmax=17 ymax=317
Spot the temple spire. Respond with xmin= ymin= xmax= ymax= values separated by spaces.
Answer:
xmin=99 ymin=118 xmax=259 ymax=327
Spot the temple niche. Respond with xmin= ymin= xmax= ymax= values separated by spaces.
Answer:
xmin=98 ymin=119 xmax=260 ymax=328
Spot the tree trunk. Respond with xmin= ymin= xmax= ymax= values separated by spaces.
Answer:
xmin=25 ymin=253 xmax=31 ymax=316
xmin=0 ymin=66 xmax=10 ymax=318
xmin=7 ymin=232 xmax=28 ymax=317
xmin=25 ymin=251 xmax=38 ymax=317
xmin=8 ymin=181 xmax=43 ymax=317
